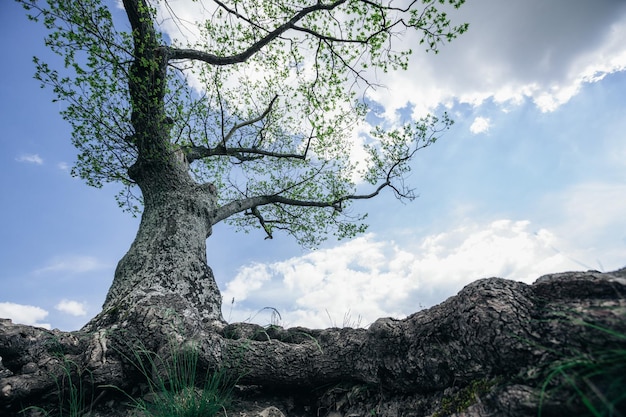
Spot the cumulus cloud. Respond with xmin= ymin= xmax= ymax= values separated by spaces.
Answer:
xmin=16 ymin=154 xmax=43 ymax=165
xmin=469 ymin=117 xmax=491 ymax=134
xmin=0 ymin=302 xmax=50 ymax=329
xmin=223 ymin=263 xmax=273 ymax=303
xmin=35 ymin=255 xmax=109 ymax=274
xmin=55 ymin=300 xmax=87 ymax=316
xmin=366 ymin=0 xmax=626 ymax=118
xmin=223 ymin=222 xmax=582 ymax=328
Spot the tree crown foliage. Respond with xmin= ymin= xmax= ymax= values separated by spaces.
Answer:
xmin=21 ymin=0 xmax=467 ymax=247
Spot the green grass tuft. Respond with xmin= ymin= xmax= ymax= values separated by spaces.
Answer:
xmin=539 ymin=317 xmax=626 ymax=417
xmin=121 ymin=341 xmax=236 ymax=417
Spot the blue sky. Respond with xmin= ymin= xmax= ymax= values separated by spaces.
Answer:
xmin=1 ymin=0 xmax=625 ymax=331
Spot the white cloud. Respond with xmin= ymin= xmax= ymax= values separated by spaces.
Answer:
xmin=469 ymin=117 xmax=491 ymax=134
xmin=35 ymin=255 xmax=109 ymax=274
xmin=223 ymin=222 xmax=582 ymax=329
xmin=223 ymin=263 xmax=273 ymax=303
xmin=16 ymin=154 xmax=43 ymax=165
xmin=57 ymin=162 xmax=70 ymax=171
xmin=367 ymin=0 xmax=626 ymax=118
xmin=55 ymin=300 xmax=87 ymax=316
xmin=0 ymin=302 xmax=50 ymax=329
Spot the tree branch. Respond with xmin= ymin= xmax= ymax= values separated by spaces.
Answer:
xmin=211 ymin=181 xmax=392 ymax=226
xmin=183 ymin=144 xmax=307 ymax=163
xmin=165 ymin=0 xmax=349 ymax=66
xmin=222 ymin=95 xmax=278 ymax=145
xmin=290 ymin=19 xmax=404 ymax=45
xmin=209 ymin=118 xmax=448 ymax=228
xmin=182 ymin=94 xmax=297 ymax=163
xmin=247 ymin=206 xmax=273 ymax=239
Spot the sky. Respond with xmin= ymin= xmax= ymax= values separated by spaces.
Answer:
xmin=1 ymin=0 xmax=625 ymax=331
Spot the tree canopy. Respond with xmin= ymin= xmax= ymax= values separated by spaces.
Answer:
xmin=21 ymin=0 xmax=467 ymax=247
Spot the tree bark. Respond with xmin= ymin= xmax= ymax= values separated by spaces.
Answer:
xmin=2 ymin=268 xmax=624 ymax=416
xmin=86 ymin=174 xmax=225 ymax=331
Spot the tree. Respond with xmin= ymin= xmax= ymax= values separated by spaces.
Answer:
xmin=4 ymin=4 xmax=626 ymax=415
xmin=2 ymin=0 xmax=481 ymax=413
xmin=20 ymin=0 xmax=467 ymax=327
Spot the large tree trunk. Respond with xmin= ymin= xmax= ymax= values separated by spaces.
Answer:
xmin=1 ymin=268 xmax=624 ymax=416
xmin=85 ymin=159 xmax=225 ymax=332
xmin=80 ymin=0 xmax=226 ymax=332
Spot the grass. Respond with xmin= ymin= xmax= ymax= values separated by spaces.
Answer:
xmin=118 ymin=339 xmax=237 ymax=417
xmin=326 ymin=309 xmax=364 ymax=329
xmin=538 ymin=315 xmax=626 ymax=417
xmin=20 ymin=357 xmax=94 ymax=417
